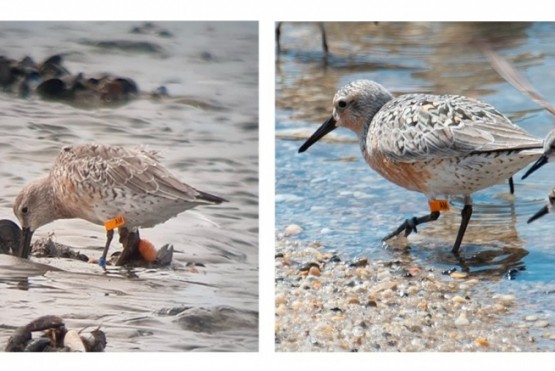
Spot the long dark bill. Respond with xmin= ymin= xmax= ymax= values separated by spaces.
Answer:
xmin=19 ymin=227 xmax=34 ymax=259
xmin=527 ymin=205 xmax=549 ymax=224
xmin=298 ymin=116 xmax=337 ymax=153
xmin=521 ymin=155 xmax=548 ymax=180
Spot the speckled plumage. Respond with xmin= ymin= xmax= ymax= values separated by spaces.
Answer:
xmin=299 ymin=80 xmax=544 ymax=253
xmin=13 ymin=143 xmax=227 ymax=259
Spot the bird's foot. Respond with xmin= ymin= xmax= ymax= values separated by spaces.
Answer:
xmin=382 ymin=217 xmax=419 ymax=242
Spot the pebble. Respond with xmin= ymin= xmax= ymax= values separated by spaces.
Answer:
xmin=349 ymin=258 xmax=368 ymax=268
xmin=348 ymin=297 xmax=360 ymax=305
xmin=275 ymin=295 xmax=287 ymax=305
xmin=450 ymin=272 xmax=468 ymax=279
xmin=534 ymin=321 xmax=549 ymax=328
xmin=371 ymin=281 xmax=397 ymax=293
xmin=454 ymin=313 xmax=470 ymax=326
xmin=308 ymin=266 xmax=321 ymax=276
xmin=475 ymin=336 xmax=490 ymax=347
xmin=320 ymin=228 xmax=332 ymax=234
xmin=352 ymin=326 xmax=364 ymax=337
xmin=284 ymin=224 xmax=303 ymax=237
xmin=299 ymin=247 xmax=320 ymax=257
xmin=493 ymin=294 xmax=516 ymax=305
xmin=465 ymin=279 xmax=479 ymax=286
xmin=525 ymin=315 xmax=538 ymax=322
xmin=275 ymin=237 xmax=550 ymax=352
xmin=355 ymin=267 xmax=370 ymax=279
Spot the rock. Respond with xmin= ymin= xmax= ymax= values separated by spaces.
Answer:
xmin=275 ymin=295 xmax=287 ymax=306
xmin=308 ymin=266 xmax=321 ymax=276
xmin=475 ymin=336 xmax=489 ymax=347
xmin=450 ymin=271 xmax=468 ymax=279
xmin=284 ymin=224 xmax=303 ymax=236
xmin=534 ymin=321 xmax=549 ymax=328
xmin=454 ymin=313 xmax=470 ymax=326
xmin=348 ymin=297 xmax=360 ymax=305
xmin=349 ymin=258 xmax=368 ymax=268
xmin=493 ymin=294 xmax=515 ymax=305
xmin=452 ymin=295 xmax=466 ymax=303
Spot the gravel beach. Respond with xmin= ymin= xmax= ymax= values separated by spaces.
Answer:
xmin=275 ymin=233 xmax=555 ymax=352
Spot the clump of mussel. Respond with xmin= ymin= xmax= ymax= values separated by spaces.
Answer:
xmin=5 ymin=315 xmax=106 ymax=352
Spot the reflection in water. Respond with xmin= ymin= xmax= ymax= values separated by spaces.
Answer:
xmin=385 ymin=197 xmax=530 ymax=278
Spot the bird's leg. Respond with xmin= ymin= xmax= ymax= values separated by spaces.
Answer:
xmin=116 ymin=228 xmax=141 ymax=266
xmin=382 ymin=211 xmax=440 ymax=242
xmin=318 ymin=22 xmax=329 ymax=55
xmin=452 ymin=197 xmax=473 ymax=255
xmin=275 ymin=22 xmax=282 ymax=54
xmin=508 ymin=177 xmax=515 ymax=195
xmin=118 ymin=226 xmax=129 ymax=245
xmin=99 ymin=229 xmax=114 ymax=265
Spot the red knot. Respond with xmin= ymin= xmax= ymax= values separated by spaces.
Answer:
xmin=13 ymin=144 xmax=227 ymax=264
xmin=299 ymin=80 xmax=544 ymax=254
xmin=521 ymin=129 xmax=555 ymax=180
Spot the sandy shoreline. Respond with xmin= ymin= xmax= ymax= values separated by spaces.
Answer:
xmin=275 ymin=235 xmax=554 ymax=352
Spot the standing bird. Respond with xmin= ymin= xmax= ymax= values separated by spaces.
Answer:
xmin=520 ymin=130 xmax=555 ymax=224
xmin=13 ymin=144 xmax=227 ymax=265
xmin=521 ymin=129 xmax=555 ymax=180
xmin=299 ymin=80 xmax=543 ymax=254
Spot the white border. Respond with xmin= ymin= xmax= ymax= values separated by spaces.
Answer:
xmin=1 ymin=0 xmax=554 ymax=370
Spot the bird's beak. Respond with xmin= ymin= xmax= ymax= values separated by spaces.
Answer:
xmin=522 ymin=155 xmax=548 ymax=180
xmin=19 ymin=227 xmax=34 ymax=259
xmin=298 ymin=115 xmax=337 ymax=153
xmin=527 ymin=205 xmax=549 ymax=224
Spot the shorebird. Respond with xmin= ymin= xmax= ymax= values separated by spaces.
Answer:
xmin=299 ymin=80 xmax=543 ymax=254
xmin=13 ymin=144 xmax=227 ymax=265
xmin=521 ymin=129 xmax=555 ymax=180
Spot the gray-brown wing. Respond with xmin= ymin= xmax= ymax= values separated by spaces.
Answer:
xmin=370 ymin=94 xmax=543 ymax=162
xmin=55 ymin=144 xmax=225 ymax=204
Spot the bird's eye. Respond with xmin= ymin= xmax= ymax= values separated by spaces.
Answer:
xmin=337 ymin=99 xmax=348 ymax=108
xmin=22 ymin=206 xmax=28 ymax=214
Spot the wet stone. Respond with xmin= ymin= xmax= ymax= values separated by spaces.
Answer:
xmin=534 ymin=321 xmax=549 ymax=328
xmin=284 ymin=224 xmax=303 ymax=237
xmin=454 ymin=313 xmax=470 ymax=327
xmin=450 ymin=271 xmax=469 ymax=279
xmin=349 ymin=258 xmax=368 ymax=268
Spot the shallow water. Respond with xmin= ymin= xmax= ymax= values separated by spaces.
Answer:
xmin=0 ymin=21 xmax=258 ymax=351
xmin=276 ymin=22 xmax=555 ymax=349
